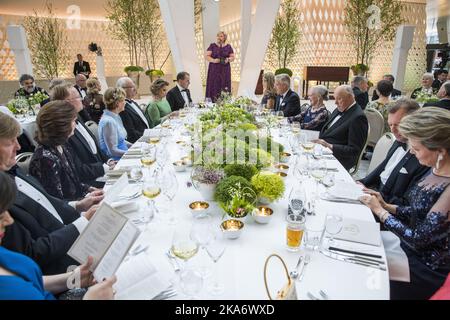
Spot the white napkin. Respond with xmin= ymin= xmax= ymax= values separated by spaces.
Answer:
xmin=381 ymin=231 xmax=410 ymax=282
xmin=328 ymin=181 xmax=364 ymax=201
xmin=111 ymin=200 xmax=139 ymax=214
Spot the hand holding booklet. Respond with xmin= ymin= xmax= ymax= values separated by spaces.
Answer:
xmin=68 ymin=202 xmax=141 ymax=282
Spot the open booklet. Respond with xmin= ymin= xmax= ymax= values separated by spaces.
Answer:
xmin=68 ymin=202 xmax=141 ymax=282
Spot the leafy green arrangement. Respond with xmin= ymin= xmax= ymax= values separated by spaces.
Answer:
xmin=145 ymin=69 xmax=164 ymax=77
xmin=215 ymin=176 xmax=257 ymax=218
xmin=124 ymin=66 xmax=144 ymax=73
xmin=414 ymin=91 xmax=440 ymax=104
xmin=224 ymin=164 xmax=258 ymax=181
xmin=7 ymin=89 xmax=49 ymax=115
xmin=251 ymin=172 xmax=285 ymax=202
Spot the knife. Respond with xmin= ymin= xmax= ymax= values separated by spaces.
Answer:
xmin=321 ymin=250 xmax=386 ymax=271
xmin=323 ymin=248 xmax=385 ymax=265
xmin=328 ymin=247 xmax=383 ymax=259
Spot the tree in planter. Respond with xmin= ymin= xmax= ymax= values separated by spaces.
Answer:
xmin=23 ymin=2 xmax=69 ymax=80
xmin=344 ymin=0 xmax=405 ymax=73
xmin=268 ymin=0 xmax=301 ymax=75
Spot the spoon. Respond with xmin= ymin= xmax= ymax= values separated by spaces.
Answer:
xmin=299 ymin=254 xmax=311 ymax=281
xmin=289 ymin=255 xmax=304 ymax=279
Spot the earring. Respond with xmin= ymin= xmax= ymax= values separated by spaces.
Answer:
xmin=436 ymin=153 xmax=444 ymax=170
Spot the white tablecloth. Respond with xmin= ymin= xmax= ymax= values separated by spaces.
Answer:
xmin=109 ymin=124 xmax=390 ymax=300
xmin=18 ymin=116 xmax=38 ymax=147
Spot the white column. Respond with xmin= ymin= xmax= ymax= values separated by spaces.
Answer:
xmin=391 ymin=25 xmax=415 ymax=92
xmin=202 ymin=0 xmax=220 ymax=55
xmin=240 ymin=0 xmax=252 ymax=63
xmin=159 ymin=0 xmax=203 ymax=102
xmin=6 ymin=25 xmax=33 ymax=77
xmin=95 ymin=55 xmax=108 ymax=95
xmin=238 ymin=0 xmax=280 ymax=97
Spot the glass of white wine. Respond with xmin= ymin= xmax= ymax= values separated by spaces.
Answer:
xmin=140 ymin=174 xmax=161 ymax=226
xmin=310 ymin=159 xmax=327 ymax=200
xmin=171 ymin=227 xmax=200 ymax=272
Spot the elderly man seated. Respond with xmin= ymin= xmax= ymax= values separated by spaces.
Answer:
xmin=14 ymin=74 xmax=49 ymax=106
xmin=358 ymin=98 xmax=428 ymax=205
xmin=0 ymin=112 xmax=102 ymax=275
xmin=423 ymin=81 xmax=450 ymax=111
xmin=274 ymin=74 xmax=301 ymax=117
xmin=314 ymin=85 xmax=369 ymax=171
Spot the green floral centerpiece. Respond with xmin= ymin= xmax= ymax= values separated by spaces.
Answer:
xmin=224 ymin=164 xmax=258 ymax=181
xmin=414 ymin=91 xmax=440 ymax=104
xmin=191 ymin=165 xmax=225 ymax=201
xmin=215 ymin=176 xmax=257 ymax=219
xmin=251 ymin=172 xmax=285 ymax=204
xmin=7 ymin=89 xmax=49 ymax=116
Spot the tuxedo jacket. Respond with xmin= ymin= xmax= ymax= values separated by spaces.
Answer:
xmin=120 ymin=101 xmax=149 ymax=143
xmin=423 ymin=99 xmax=450 ymax=111
xmin=353 ymin=87 xmax=369 ymax=110
xmin=372 ymin=88 xmax=402 ymax=101
xmin=3 ymin=169 xmax=80 ymax=275
xmin=275 ymin=89 xmax=301 ymax=117
xmin=319 ymin=104 xmax=368 ymax=171
xmin=66 ymin=116 xmax=107 ymax=186
xmin=73 ymin=61 xmax=91 ymax=77
xmin=432 ymin=79 xmax=444 ymax=91
xmin=359 ymin=141 xmax=430 ymax=206
xmin=166 ymin=85 xmax=192 ymax=112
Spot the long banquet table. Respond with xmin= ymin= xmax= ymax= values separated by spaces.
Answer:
xmin=107 ymin=113 xmax=390 ymax=300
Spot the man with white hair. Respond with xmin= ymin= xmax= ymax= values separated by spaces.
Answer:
xmin=352 ymin=76 xmax=369 ymax=110
xmin=314 ymin=85 xmax=369 ymax=171
xmin=117 ymin=77 xmax=150 ymax=143
xmin=411 ymin=73 xmax=437 ymax=99
xmin=423 ymin=81 xmax=450 ymax=111
xmin=274 ymin=74 xmax=300 ymax=117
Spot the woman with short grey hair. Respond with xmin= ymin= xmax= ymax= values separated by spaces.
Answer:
xmin=361 ymin=107 xmax=450 ymax=300
xmin=411 ymin=72 xmax=437 ymax=99
xmin=287 ymin=85 xmax=329 ymax=131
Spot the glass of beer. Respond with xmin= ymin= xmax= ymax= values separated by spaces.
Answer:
xmin=286 ymin=214 xmax=305 ymax=252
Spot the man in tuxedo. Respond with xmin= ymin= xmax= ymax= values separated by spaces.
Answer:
xmin=359 ymin=99 xmax=429 ymax=205
xmin=432 ymin=69 xmax=448 ymax=91
xmin=166 ymin=72 xmax=192 ymax=111
xmin=74 ymin=74 xmax=91 ymax=122
xmin=51 ymin=84 xmax=114 ymax=187
xmin=314 ymin=85 xmax=369 ymax=171
xmin=372 ymin=74 xmax=402 ymax=101
xmin=73 ymin=54 xmax=91 ymax=78
xmin=274 ymin=74 xmax=301 ymax=117
xmin=117 ymin=77 xmax=150 ymax=143
xmin=352 ymin=76 xmax=369 ymax=109
xmin=0 ymin=112 xmax=102 ymax=275
xmin=424 ymin=81 xmax=450 ymax=111
xmin=14 ymin=74 xmax=50 ymax=106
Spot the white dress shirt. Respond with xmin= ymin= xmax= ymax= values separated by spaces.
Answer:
xmin=15 ymin=177 xmax=88 ymax=233
xmin=76 ymin=122 xmax=97 ymax=155
xmin=380 ymin=145 xmax=408 ymax=185
xmin=177 ymin=84 xmax=190 ymax=108
xmin=127 ymin=99 xmax=149 ymax=128
xmin=328 ymin=102 xmax=356 ymax=129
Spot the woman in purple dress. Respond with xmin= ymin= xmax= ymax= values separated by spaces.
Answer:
xmin=205 ymin=31 xmax=235 ymax=102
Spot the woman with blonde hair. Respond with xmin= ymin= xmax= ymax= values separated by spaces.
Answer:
xmin=98 ymin=87 xmax=130 ymax=160
xmin=261 ymin=72 xmax=276 ymax=109
xmin=83 ymin=78 xmax=105 ymax=123
xmin=205 ymin=31 xmax=235 ymax=102
xmin=360 ymin=107 xmax=450 ymax=300
xmin=145 ymin=78 xmax=176 ymax=128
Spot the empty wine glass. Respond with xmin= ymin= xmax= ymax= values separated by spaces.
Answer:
xmin=129 ymin=166 xmax=143 ymax=183
xmin=310 ymin=159 xmax=327 ymax=199
xmin=190 ymin=216 xmax=214 ymax=278
xmin=325 ymin=214 xmax=343 ymax=248
xmin=205 ymin=231 xmax=226 ymax=296
xmin=288 ymin=185 xmax=306 ymax=216
xmin=180 ymin=268 xmax=203 ymax=300
xmin=159 ymin=167 xmax=179 ymax=225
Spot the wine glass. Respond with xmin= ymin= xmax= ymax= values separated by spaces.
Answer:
xmin=140 ymin=170 xmax=161 ymax=226
xmin=205 ymin=230 xmax=226 ymax=296
xmin=171 ymin=226 xmax=200 ymax=271
xmin=190 ymin=215 xmax=214 ymax=278
xmin=158 ymin=167 xmax=179 ymax=225
xmin=322 ymin=173 xmax=335 ymax=197
xmin=179 ymin=268 xmax=203 ymax=300
xmin=129 ymin=166 xmax=143 ymax=183
xmin=205 ymin=98 xmax=212 ymax=108
xmin=141 ymin=145 xmax=156 ymax=168
xmin=310 ymin=159 xmax=327 ymax=199
xmin=324 ymin=214 xmax=343 ymax=248
xmin=288 ymin=185 xmax=306 ymax=216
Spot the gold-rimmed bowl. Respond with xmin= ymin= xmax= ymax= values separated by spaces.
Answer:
xmin=274 ymin=163 xmax=289 ymax=173
xmin=181 ymin=156 xmax=193 ymax=167
xmin=173 ymin=160 xmax=186 ymax=172
xmin=176 ymin=140 xmax=187 ymax=147
xmin=275 ymin=171 xmax=288 ymax=179
xmin=189 ymin=201 xmax=209 ymax=218
xmin=280 ymin=152 xmax=292 ymax=163
xmin=220 ymin=219 xmax=244 ymax=239
xmin=252 ymin=206 xmax=274 ymax=224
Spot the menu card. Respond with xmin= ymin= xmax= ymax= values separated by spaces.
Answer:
xmin=68 ymin=203 xmax=141 ymax=282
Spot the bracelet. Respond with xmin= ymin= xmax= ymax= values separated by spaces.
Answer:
xmin=380 ymin=210 xmax=390 ymax=222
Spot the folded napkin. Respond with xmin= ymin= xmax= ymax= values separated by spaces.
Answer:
xmin=111 ymin=200 xmax=139 ymax=214
xmin=327 ymin=181 xmax=364 ymax=201
xmin=125 ymin=150 xmax=142 ymax=156
xmin=106 ymin=169 xmax=131 ymax=178
xmin=121 ymin=154 xmax=142 ymax=159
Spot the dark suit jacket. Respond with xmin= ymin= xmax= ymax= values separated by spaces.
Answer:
xmin=66 ymin=117 xmax=107 ymax=186
xmin=319 ymin=103 xmax=368 ymax=171
xmin=73 ymin=61 xmax=91 ymax=77
xmin=432 ymin=79 xmax=444 ymax=91
xmin=353 ymin=87 xmax=369 ymax=109
xmin=372 ymin=88 xmax=402 ymax=101
xmin=119 ymin=100 xmax=149 ymax=143
xmin=275 ymin=89 xmax=301 ymax=117
xmin=359 ymin=141 xmax=430 ymax=206
xmin=166 ymin=85 xmax=192 ymax=112
xmin=423 ymin=99 xmax=450 ymax=111
xmin=3 ymin=169 xmax=81 ymax=275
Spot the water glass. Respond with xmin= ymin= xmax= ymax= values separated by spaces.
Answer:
xmin=180 ymin=268 xmax=203 ymax=300
xmin=324 ymin=214 xmax=343 ymax=247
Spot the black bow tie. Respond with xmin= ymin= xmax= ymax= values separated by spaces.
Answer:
xmin=397 ymin=141 xmax=407 ymax=150
xmin=7 ymin=165 xmax=19 ymax=177
xmin=181 ymin=89 xmax=187 ymax=92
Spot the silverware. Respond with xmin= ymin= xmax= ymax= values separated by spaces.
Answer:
xmin=152 ymin=288 xmax=177 ymax=300
xmin=289 ymin=255 xmax=304 ymax=279
xmin=322 ymin=248 xmax=384 ymax=264
xmin=320 ymin=197 xmax=363 ymax=205
xmin=319 ymin=290 xmax=329 ymax=300
xmin=299 ymin=254 xmax=311 ymax=281
xmin=328 ymin=246 xmax=383 ymax=259
xmin=321 ymin=249 xmax=386 ymax=271
xmin=307 ymin=292 xmax=320 ymax=300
